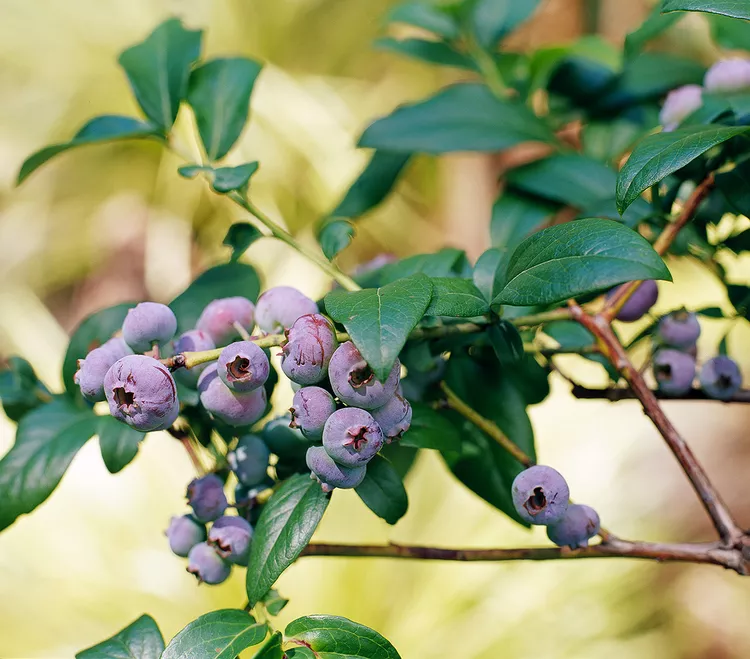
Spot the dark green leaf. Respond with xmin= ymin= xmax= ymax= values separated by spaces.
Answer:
xmin=355 ymin=455 xmax=408 ymax=525
xmin=617 ymin=125 xmax=749 ymax=213
xmin=358 ymin=249 xmax=470 ymax=288
xmin=379 ymin=443 xmax=419 ymax=479
xmin=727 ymin=284 xmax=750 ymax=317
xmin=325 ymin=274 xmax=433 ymax=381
xmin=547 ymin=56 xmax=618 ymax=109
xmin=717 ymin=160 xmax=750 ymax=217
xmin=0 ymin=357 xmax=49 ymax=422
xmin=582 ymin=120 xmax=643 ymax=163
xmin=246 ymin=474 xmax=330 ymax=606
xmin=473 ymin=248 xmax=509 ymax=304
xmin=260 ymin=590 xmax=289 ymax=617
xmin=118 ymin=19 xmax=202 ymax=130
xmin=223 ymin=222 xmax=263 ymax=262
xmin=400 ymin=404 xmax=461 ymax=451
xmin=719 ymin=331 xmax=729 ymax=355
xmin=162 ymin=610 xmax=267 ymax=659
xmin=469 ymin=0 xmax=540 ymax=48
xmin=98 ymin=416 xmax=145 ymax=474
xmin=18 ymin=116 xmax=164 ymax=185
xmin=178 ymin=162 xmax=259 ymax=193
xmin=170 ymin=262 xmax=261 ymax=334
xmin=253 ymin=632 xmax=283 ymax=659
xmin=0 ymin=399 xmax=98 ymax=531
xmin=318 ymin=219 xmax=355 ymax=260
xmin=76 ymin=614 xmax=164 ymax=659
xmin=543 ymin=320 xmax=619 ymax=379
xmin=424 ymin=278 xmax=488 ymax=317
xmin=286 ymin=615 xmax=401 ymax=659
xmin=625 ymin=2 xmax=681 ymax=58
xmin=187 ymin=58 xmax=263 ymax=160
xmin=359 ymin=83 xmax=555 ymax=154
xmin=488 ymin=321 xmax=524 ymax=366
xmin=286 ymin=649 xmax=316 ymax=659
xmin=495 ymin=218 xmax=672 ymax=306
xmin=696 ymin=306 xmax=725 ymax=317
xmin=375 ymin=37 xmax=473 ymax=70
xmin=490 ymin=192 xmax=556 ymax=252
xmin=386 ymin=2 xmax=459 ymax=39
xmin=662 ymin=0 xmax=750 ymax=20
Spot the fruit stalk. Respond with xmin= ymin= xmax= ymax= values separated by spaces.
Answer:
xmin=571 ymin=384 xmax=750 ymax=403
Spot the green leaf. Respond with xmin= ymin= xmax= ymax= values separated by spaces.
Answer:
xmin=495 ymin=218 xmax=671 ymax=306
xmin=162 ymin=610 xmax=267 ymax=659
xmin=386 ymin=2 xmax=459 ymax=39
xmin=473 ymin=248 xmax=509 ymax=304
xmin=76 ymin=614 xmax=164 ymax=659
xmin=616 ymin=125 xmax=749 ymax=213
xmin=696 ymin=306 xmax=725 ymax=318
xmin=223 ymin=222 xmax=263 ymax=262
xmin=543 ymin=320 xmax=619 ymax=379
xmin=0 ymin=399 xmax=98 ymax=532
xmin=260 ymin=590 xmax=289 ymax=617
xmin=488 ymin=321 xmax=524 ymax=366
xmin=253 ymin=632 xmax=283 ymax=659
xmin=359 ymin=83 xmax=555 ymax=154
xmin=582 ymin=120 xmax=643 ymax=163
xmin=400 ymin=403 xmax=461 ymax=451
xmin=662 ymin=0 xmax=750 ymax=20
xmin=325 ymin=274 xmax=433 ymax=381
xmin=170 ymin=262 xmax=261 ymax=334
xmin=355 ymin=455 xmax=408 ymax=525
xmin=318 ymin=219 xmax=355 ymax=260
xmin=375 ymin=37 xmax=474 ymax=70
xmin=98 ymin=416 xmax=145 ymax=474
xmin=469 ymin=0 xmax=540 ymax=48
xmin=625 ymin=2 xmax=681 ymax=58
xmin=187 ymin=58 xmax=263 ymax=160
xmin=178 ymin=162 xmax=259 ymax=193
xmin=709 ymin=13 xmax=750 ymax=48
xmin=424 ymin=278 xmax=488 ymax=317
xmin=717 ymin=160 xmax=750 ymax=217
xmin=17 ymin=116 xmax=164 ymax=185
xmin=727 ymin=284 xmax=750 ymax=317
xmin=490 ymin=192 xmax=556 ymax=252
xmin=286 ymin=649 xmax=316 ymax=659
xmin=118 ymin=19 xmax=202 ymax=130
xmin=246 ymin=474 xmax=330 ymax=607
xmin=286 ymin=615 xmax=401 ymax=659
xmin=0 ymin=357 xmax=50 ymax=422
xmin=62 ymin=303 xmax=135 ymax=399
xmin=358 ymin=248 xmax=470 ymax=288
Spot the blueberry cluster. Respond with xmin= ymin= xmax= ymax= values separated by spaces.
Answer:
xmin=511 ymin=466 xmax=601 ymax=549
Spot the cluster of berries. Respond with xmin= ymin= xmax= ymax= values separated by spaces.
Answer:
xmin=511 ymin=466 xmax=600 ymax=548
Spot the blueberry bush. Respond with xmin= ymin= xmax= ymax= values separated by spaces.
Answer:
xmin=4 ymin=1 xmax=750 ymax=656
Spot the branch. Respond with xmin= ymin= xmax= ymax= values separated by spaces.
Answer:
xmin=572 ymin=385 xmax=750 ymax=404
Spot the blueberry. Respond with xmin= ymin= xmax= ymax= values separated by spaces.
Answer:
xmin=371 ymin=393 xmax=412 ymax=441
xmin=700 ymin=355 xmax=742 ymax=401
xmin=280 ymin=314 xmax=339 ymax=385
xmin=186 ymin=542 xmax=231 ymax=585
xmin=196 ymin=297 xmax=255 ymax=345
xmin=104 ymin=355 xmax=180 ymax=432
xmin=659 ymin=85 xmax=702 ymax=132
xmin=187 ymin=474 xmax=228 ymax=522
xmin=122 ymin=302 xmax=177 ymax=353
xmin=255 ymin=286 xmax=318 ymax=334
xmin=704 ymin=58 xmax=750 ymax=93
xmin=74 ymin=337 xmax=132 ymax=402
xmin=328 ymin=341 xmax=400 ymax=409
xmin=173 ymin=330 xmax=215 ymax=387
xmin=289 ymin=386 xmax=337 ymax=440
xmin=657 ymin=310 xmax=701 ymax=349
xmin=511 ymin=465 xmax=570 ymax=526
xmin=198 ymin=363 xmax=267 ymax=427
xmin=609 ymin=280 xmax=659 ymax=322
xmin=306 ymin=445 xmax=366 ymax=493
xmin=653 ymin=349 xmax=696 ymax=396
xmin=165 ymin=514 xmax=207 ymax=557
xmin=208 ymin=516 xmax=253 ymax=565
xmin=228 ymin=434 xmax=270 ymax=487
xmin=217 ymin=341 xmax=270 ymax=392
xmin=546 ymin=504 xmax=601 ymax=549
xmin=322 ymin=407 xmax=384 ymax=467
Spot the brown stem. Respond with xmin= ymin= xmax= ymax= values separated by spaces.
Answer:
xmin=572 ymin=385 xmax=750 ymax=404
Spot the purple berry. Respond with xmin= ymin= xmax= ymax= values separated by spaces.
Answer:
xmin=255 ymin=286 xmax=318 ymax=334
xmin=165 ymin=514 xmax=207 ymax=557
xmin=511 ymin=465 xmax=570 ymax=526
xmin=104 ymin=355 xmax=179 ymax=432
xmin=700 ymin=355 xmax=742 ymax=401
xmin=306 ymin=445 xmax=366 ymax=493
xmin=704 ymin=58 xmax=750 ymax=93
xmin=653 ymin=349 xmax=696 ymax=396
xmin=289 ymin=386 xmax=337 ymax=440
xmin=546 ymin=504 xmax=600 ymax=549
xmin=197 ymin=363 xmax=267 ymax=427
xmin=187 ymin=474 xmax=228 ymax=522
xmin=196 ymin=297 xmax=255 ymax=345
xmin=217 ymin=341 xmax=269 ymax=392
xmin=328 ymin=341 xmax=400 ymax=409
xmin=122 ymin=302 xmax=177 ymax=352
xmin=173 ymin=330 xmax=215 ymax=387
xmin=659 ymin=84 xmax=702 ymax=132
xmin=74 ymin=337 xmax=132 ymax=402
xmin=228 ymin=434 xmax=270 ymax=486
xmin=322 ymin=407 xmax=384 ymax=467
xmin=608 ymin=280 xmax=658 ymax=322
xmin=208 ymin=516 xmax=253 ymax=565
xmin=280 ymin=314 xmax=339 ymax=385
xmin=186 ymin=542 xmax=231 ymax=585
xmin=657 ymin=310 xmax=701 ymax=349
xmin=371 ymin=393 xmax=412 ymax=441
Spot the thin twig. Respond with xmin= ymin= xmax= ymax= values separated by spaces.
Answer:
xmin=572 ymin=385 xmax=750 ymax=404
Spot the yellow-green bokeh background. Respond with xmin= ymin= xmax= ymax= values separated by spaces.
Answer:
xmin=1 ymin=1 xmax=750 ymax=657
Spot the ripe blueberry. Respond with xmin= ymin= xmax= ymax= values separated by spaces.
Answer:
xmin=255 ymin=286 xmax=318 ymax=334
xmin=609 ymin=280 xmax=659 ymax=322
xmin=653 ymin=349 xmax=696 ymax=396
xmin=198 ymin=363 xmax=267 ymax=427
xmin=217 ymin=341 xmax=270 ymax=392
xmin=173 ymin=330 xmax=215 ymax=387
xmin=186 ymin=542 xmax=231 ymax=585
xmin=122 ymin=302 xmax=177 ymax=353
xmin=74 ymin=337 xmax=132 ymax=402
xmin=322 ymin=407 xmax=384 ymax=467
xmin=546 ymin=504 xmax=601 ymax=549
xmin=289 ymin=386 xmax=337 ymax=440
xmin=165 ymin=514 xmax=207 ymax=557
xmin=187 ymin=474 xmax=228 ymax=523
xmin=328 ymin=341 xmax=400 ymax=409
xmin=196 ymin=297 xmax=255 ymax=345
xmin=371 ymin=393 xmax=412 ymax=441
xmin=659 ymin=85 xmax=702 ymax=132
xmin=280 ymin=314 xmax=339 ymax=385
xmin=228 ymin=434 xmax=270 ymax=487
xmin=511 ymin=465 xmax=570 ymax=525
xmin=306 ymin=445 xmax=366 ymax=492
xmin=657 ymin=310 xmax=701 ymax=349
xmin=700 ymin=355 xmax=742 ymax=401
xmin=704 ymin=58 xmax=750 ymax=93
xmin=208 ymin=516 xmax=253 ymax=566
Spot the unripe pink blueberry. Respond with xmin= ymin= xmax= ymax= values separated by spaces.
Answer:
xmin=608 ymin=280 xmax=659 ymax=322
xmin=699 ymin=355 xmax=742 ymax=401
xmin=122 ymin=302 xmax=177 ymax=352
xmin=653 ymin=349 xmax=696 ymax=396
xmin=187 ymin=474 xmax=228 ymax=523
xmin=173 ymin=330 xmax=215 ymax=387
xmin=228 ymin=434 xmax=270 ymax=486
xmin=322 ymin=407 xmax=384 ymax=467
xmin=186 ymin=542 xmax=231 ymax=585
xmin=289 ymin=386 xmax=337 ymax=440
xmin=255 ymin=286 xmax=318 ymax=334
xmin=74 ymin=337 xmax=132 ymax=402
xmin=511 ymin=465 xmax=570 ymax=526
xmin=217 ymin=341 xmax=270 ymax=392
xmin=371 ymin=393 xmax=412 ymax=441
xmin=208 ymin=516 xmax=253 ymax=565
xmin=328 ymin=341 xmax=400 ymax=409
xmin=546 ymin=504 xmax=600 ymax=548
xmin=196 ymin=297 xmax=255 ymax=345
xmin=657 ymin=310 xmax=701 ymax=349
xmin=197 ymin=363 xmax=267 ymax=427
xmin=659 ymin=85 xmax=702 ymax=132
xmin=306 ymin=445 xmax=366 ymax=493
xmin=104 ymin=354 xmax=180 ymax=431
xmin=280 ymin=314 xmax=339 ymax=385
xmin=704 ymin=58 xmax=750 ymax=93
xmin=165 ymin=514 xmax=206 ymax=557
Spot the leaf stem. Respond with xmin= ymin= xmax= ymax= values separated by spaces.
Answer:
xmin=509 ymin=308 xmax=572 ymax=326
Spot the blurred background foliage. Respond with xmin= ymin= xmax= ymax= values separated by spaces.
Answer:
xmin=1 ymin=0 xmax=749 ymax=657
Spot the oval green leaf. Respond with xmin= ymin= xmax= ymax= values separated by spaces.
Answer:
xmin=424 ymin=278 xmax=488 ymax=317
xmin=76 ymin=614 xmax=164 ymax=659
xmin=662 ymin=0 xmax=750 ymax=19
xmin=253 ymin=632 xmax=283 ymax=659
xmin=317 ymin=219 xmax=355 ymax=260
xmin=400 ymin=403 xmax=461 ymax=451
xmin=97 ymin=416 xmax=146 ymax=474
xmin=223 ymin=222 xmax=263 ymax=262
xmin=162 ymin=610 xmax=267 ymax=659
xmin=354 ymin=455 xmax=408 ymax=525
xmin=285 ymin=615 xmax=401 ymax=659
